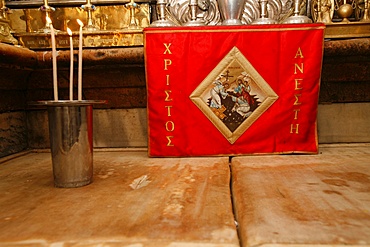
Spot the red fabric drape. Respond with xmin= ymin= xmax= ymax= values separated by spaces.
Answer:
xmin=144 ymin=24 xmax=325 ymax=157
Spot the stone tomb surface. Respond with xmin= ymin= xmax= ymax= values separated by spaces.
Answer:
xmin=0 ymin=150 xmax=238 ymax=246
xmin=1 ymin=144 xmax=370 ymax=247
xmin=231 ymin=144 xmax=370 ymax=247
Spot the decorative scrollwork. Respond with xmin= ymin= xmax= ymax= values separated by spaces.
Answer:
xmin=166 ymin=0 xmax=297 ymax=25
xmin=167 ymin=0 xmax=221 ymax=25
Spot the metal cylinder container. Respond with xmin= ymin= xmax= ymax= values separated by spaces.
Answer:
xmin=35 ymin=100 xmax=104 ymax=188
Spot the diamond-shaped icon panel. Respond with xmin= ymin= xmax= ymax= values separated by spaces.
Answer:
xmin=190 ymin=46 xmax=278 ymax=144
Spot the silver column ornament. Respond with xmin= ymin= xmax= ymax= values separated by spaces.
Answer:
xmin=151 ymin=0 xmax=177 ymax=26
xmin=184 ymin=0 xmax=206 ymax=26
xmin=283 ymin=0 xmax=313 ymax=23
xmin=251 ymin=0 xmax=277 ymax=24
xmin=217 ymin=0 xmax=247 ymax=25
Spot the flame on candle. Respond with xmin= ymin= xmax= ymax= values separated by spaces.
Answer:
xmin=77 ymin=19 xmax=84 ymax=27
xmin=67 ymin=27 xmax=72 ymax=36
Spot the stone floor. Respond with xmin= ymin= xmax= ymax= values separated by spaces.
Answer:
xmin=0 ymin=144 xmax=369 ymax=247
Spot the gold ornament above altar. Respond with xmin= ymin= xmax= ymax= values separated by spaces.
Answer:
xmin=5 ymin=0 xmax=150 ymax=48
xmin=1 ymin=0 xmax=370 ymax=48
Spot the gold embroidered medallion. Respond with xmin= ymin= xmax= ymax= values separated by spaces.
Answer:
xmin=190 ymin=46 xmax=279 ymax=144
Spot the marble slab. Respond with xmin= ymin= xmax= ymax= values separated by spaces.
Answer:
xmin=231 ymin=144 xmax=370 ymax=247
xmin=0 ymin=151 xmax=238 ymax=247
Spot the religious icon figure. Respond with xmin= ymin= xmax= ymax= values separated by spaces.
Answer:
xmin=205 ymin=70 xmax=261 ymax=132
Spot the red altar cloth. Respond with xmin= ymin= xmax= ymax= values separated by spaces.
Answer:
xmin=144 ymin=24 xmax=325 ymax=157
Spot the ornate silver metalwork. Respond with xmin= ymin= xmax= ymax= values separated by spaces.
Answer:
xmin=283 ymin=0 xmax=313 ymax=23
xmin=251 ymin=0 xmax=278 ymax=23
xmin=151 ymin=0 xmax=177 ymax=26
xmin=217 ymin=0 xmax=247 ymax=25
xmin=167 ymin=0 xmax=221 ymax=25
xmin=183 ymin=0 xmax=207 ymax=25
xmin=242 ymin=0 xmax=289 ymax=24
xmin=165 ymin=0 xmax=295 ymax=25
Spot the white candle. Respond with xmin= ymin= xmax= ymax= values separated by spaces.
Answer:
xmin=67 ymin=27 xmax=73 ymax=101
xmin=77 ymin=19 xmax=84 ymax=101
xmin=47 ymin=16 xmax=58 ymax=101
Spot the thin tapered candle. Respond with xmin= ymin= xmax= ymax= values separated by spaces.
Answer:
xmin=46 ymin=16 xmax=58 ymax=101
xmin=67 ymin=27 xmax=73 ymax=101
xmin=77 ymin=19 xmax=84 ymax=101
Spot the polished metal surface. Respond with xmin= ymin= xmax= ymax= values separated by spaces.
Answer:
xmin=251 ymin=0 xmax=278 ymax=24
xmin=217 ymin=0 xmax=246 ymax=25
xmin=0 ymin=0 xmax=18 ymax=44
xmin=361 ymin=0 xmax=370 ymax=21
xmin=183 ymin=0 xmax=207 ymax=26
xmin=165 ymin=0 xmax=286 ymax=25
xmin=7 ymin=3 xmax=150 ymax=48
xmin=35 ymin=100 xmax=106 ymax=106
xmin=5 ymin=0 xmax=151 ymax=8
xmin=283 ymin=14 xmax=312 ymax=22
xmin=283 ymin=0 xmax=312 ymax=23
xmin=36 ymin=100 xmax=105 ymax=188
xmin=151 ymin=0 xmax=178 ymax=26
xmin=167 ymin=0 xmax=221 ymax=25
xmin=47 ymin=102 xmax=93 ymax=188
xmin=4 ymin=0 xmax=370 ymax=42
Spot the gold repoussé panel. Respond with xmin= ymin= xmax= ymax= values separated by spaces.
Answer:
xmin=8 ymin=4 xmax=150 ymax=48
